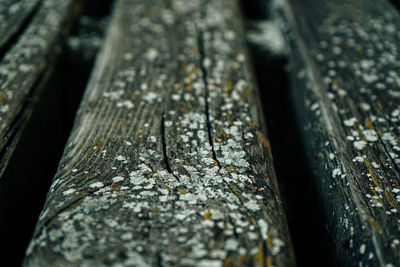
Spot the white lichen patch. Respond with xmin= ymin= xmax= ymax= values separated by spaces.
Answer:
xmin=116 ymin=100 xmax=134 ymax=109
xmin=89 ymin=182 xmax=104 ymax=188
xmin=360 ymin=244 xmax=366 ymax=254
xmin=344 ymin=118 xmax=357 ymax=127
xmin=359 ymin=103 xmax=371 ymax=111
xmin=115 ymin=155 xmax=126 ymax=161
xmin=0 ymin=104 xmax=9 ymax=113
xmin=246 ymin=20 xmax=287 ymax=55
xmin=354 ymin=140 xmax=367 ymax=150
xmin=244 ymin=200 xmax=260 ymax=211
xmin=63 ymin=188 xmax=76 ymax=196
xmin=362 ymin=130 xmax=378 ymax=142
xmin=103 ymin=90 xmax=124 ymax=100
xmin=143 ymin=92 xmax=159 ymax=102
xmin=112 ymin=176 xmax=125 ymax=183
xmin=145 ymin=48 xmax=158 ymax=61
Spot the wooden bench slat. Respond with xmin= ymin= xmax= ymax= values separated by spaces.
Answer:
xmin=24 ymin=0 xmax=295 ymax=266
xmin=0 ymin=0 xmax=76 ymax=177
xmin=0 ymin=0 xmax=40 ymax=52
xmin=0 ymin=0 xmax=78 ymax=263
xmin=273 ymin=0 xmax=400 ymax=265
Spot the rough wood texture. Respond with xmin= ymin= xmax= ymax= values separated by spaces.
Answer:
xmin=24 ymin=0 xmax=295 ymax=266
xmin=0 ymin=0 xmax=76 ymax=178
xmin=273 ymin=0 xmax=400 ymax=265
xmin=0 ymin=0 xmax=40 ymax=52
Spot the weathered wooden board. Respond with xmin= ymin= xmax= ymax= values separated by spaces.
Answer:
xmin=273 ymin=0 xmax=400 ymax=265
xmin=24 ymin=0 xmax=295 ymax=266
xmin=0 ymin=0 xmax=78 ymax=263
xmin=0 ymin=0 xmax=40 ymax=53
xmin=0 ymin=0 xmax=76 ymax=178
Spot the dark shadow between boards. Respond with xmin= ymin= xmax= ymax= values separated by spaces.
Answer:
xmin=240 ymin=1 xmax=335 ymax=266
xmin=0 ymin=1 xmax=111 ymax=265
xmin=389 ymin=0 xmax=400 ymax=11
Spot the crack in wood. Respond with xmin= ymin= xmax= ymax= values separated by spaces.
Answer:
xmin=196 ymin=22 xmax=260 ymax=223
xmin=197 ymin=30 xmax=220 ymax=167
xmin=161 ymin=111 xmax=180 ymax=182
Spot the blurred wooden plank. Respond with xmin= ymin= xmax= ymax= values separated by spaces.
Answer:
xmin=24 ymin=0 xmax=295 ymax=266
xmin=273 ymin=0 xmax=400 ymax=265
xmin=0 ymin=0 xmax=76 ymax=178
xmin=0 ymin=0 xmax=77 ymax=262
xmin=0 ymin=0 xmax=40 ymax=52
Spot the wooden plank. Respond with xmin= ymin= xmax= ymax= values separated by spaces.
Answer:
xmin=0 ymin=0 xmax=76 ymax=178
xmin=0 ymin=0 xmax=78 ymax=262
xmin=0 ymin=61 xmax=67 ymax=265
xmin=273 ymin=0 xmax=400 ymax=265
xmin=24 ymin=0 xmax=295 ymax=266
xmin=0 ymin=0 xmax=40 ymax=53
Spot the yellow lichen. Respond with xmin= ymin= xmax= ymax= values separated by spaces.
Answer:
xmin=203 ymin=212 xmax=212 ymax=220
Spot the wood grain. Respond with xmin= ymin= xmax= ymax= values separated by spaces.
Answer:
xmin=24 ymin=0 xmax=295 ymax=266
xmin=273 ymin=0 xmax=400 ymax=265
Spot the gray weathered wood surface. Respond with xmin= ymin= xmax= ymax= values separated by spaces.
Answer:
xmin=0 ymin=0 xmax=76 ymax=178
xmin=0 ymin=0 xmax=40 ymax=52
xmin=273 ymin=0 xmax=400 ymax=265
xmin=24 ymin=0 xmax=295 ymax=266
